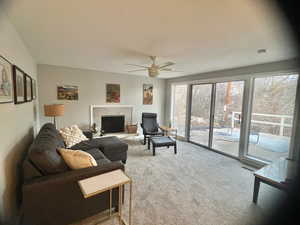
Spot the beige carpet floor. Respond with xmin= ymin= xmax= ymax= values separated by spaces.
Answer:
xmin=72 ymin=138 xmax=285 ymax=225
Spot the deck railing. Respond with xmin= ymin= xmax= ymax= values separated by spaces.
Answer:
xmin=232 ymin=111 xmax=293 ymax=136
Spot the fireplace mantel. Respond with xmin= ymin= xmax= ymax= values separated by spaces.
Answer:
xmin=90 ymin=105 xmax=134 ymax=127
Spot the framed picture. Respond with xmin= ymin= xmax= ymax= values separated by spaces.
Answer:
xmin=106 ymin=84 xmax=120 ymax=103
xmin=25 ymin=74 xmax=32 ymax=102
xmin=143 ymin=84 xmax=153 ymax=105
xmin=57 ymin=85 xmax=78 ymax=100
xmin=13 ymin=65 xmax=25 ymax=104
xmin=0 ymin=56 xmax=13 ymax=104
xmin=32 ymin=79 xmax=37 ymax=100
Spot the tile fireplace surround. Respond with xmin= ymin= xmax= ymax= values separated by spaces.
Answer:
xmin=90 ymin=105 xmax=134 ymax=129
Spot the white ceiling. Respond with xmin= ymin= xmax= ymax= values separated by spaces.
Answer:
xmin=4 ymin=0 xmax=298 ymax=78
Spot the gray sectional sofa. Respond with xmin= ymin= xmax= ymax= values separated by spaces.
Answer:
xmin=21 ymin=123 xmax=128 ymax=225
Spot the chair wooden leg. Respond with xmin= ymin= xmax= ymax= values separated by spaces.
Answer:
xmin=148 ymin=138 xmax=150 ymax=150
xmin=143 ymin=135 xmax=146 ymax=145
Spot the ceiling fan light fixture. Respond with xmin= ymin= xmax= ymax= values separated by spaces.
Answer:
xmin=148 ymin=67 xmax=159 ymax=77
xmin=126 ymin=56 xmax=179 ymax=77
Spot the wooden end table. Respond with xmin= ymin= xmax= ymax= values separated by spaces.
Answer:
xmin=160 ymin=125 xmax=178 ymax=139
xmin=253 ymin=158 xmax=297 ymax=204
xmin=78 ymin=169 xmax=133 ymax=225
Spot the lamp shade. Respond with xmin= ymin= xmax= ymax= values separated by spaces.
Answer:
xmin=44 ymin=104 xmax=65 ymax=117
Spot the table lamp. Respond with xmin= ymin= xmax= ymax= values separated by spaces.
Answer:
xmin=44 ymin=104 xmax=65 ymax=128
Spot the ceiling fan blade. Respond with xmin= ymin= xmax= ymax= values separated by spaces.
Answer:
xmin=127 ymin=69 xmax=147 ymax=72
xmin=161 ymin=68 xmax=183 ymax=72
xmin=126 ymin=64 xmax=149 ymax=69
xmin=159 ymin=62 xmax=175 ymax=69
xmin=160 ymin=68 xmax=173 ymax=71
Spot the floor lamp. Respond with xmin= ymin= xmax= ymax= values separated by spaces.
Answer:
xmin=44 ymin=104 xmax=65 ymax=128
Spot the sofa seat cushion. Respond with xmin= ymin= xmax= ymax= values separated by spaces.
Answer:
xmin=70 ymin=136 xmax=128 ymax=162
xmin=70 ymin=138 xmax=106 ymax=151
xmin=96 ymin=158 xmax=111 ymax=166
xmin=29 ymin=123 xmax=69 ymax=175
xmin=96 ymin=137 xmax=128 ymax=162
xmin=85 ymin=148 xmax=108 ymax=161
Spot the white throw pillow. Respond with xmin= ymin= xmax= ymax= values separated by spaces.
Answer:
xmin=60 ymin=125 xmax=88 ymax=148
xmin=59 ymin=148 xmax=97 ymax=170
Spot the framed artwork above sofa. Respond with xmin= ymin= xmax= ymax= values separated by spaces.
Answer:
xmin=25 ymin=74 xmax=32 ymax=102
xmin=13 ymin=65 xmax=26 ymax=104
xmin=0 ymin=55 xmax=13 ymax=104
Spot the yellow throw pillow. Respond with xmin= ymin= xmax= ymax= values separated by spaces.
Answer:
xmin=59 ymin=148 xmax=97 ymax=170
xmin=60 ymin=125 xmax=88 ymax=148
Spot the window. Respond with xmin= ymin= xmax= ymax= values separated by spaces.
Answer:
xmin=172 ymin=85 xmax=188 ymax=137
xmin=247 ymin=74 xmax=298 ymax=162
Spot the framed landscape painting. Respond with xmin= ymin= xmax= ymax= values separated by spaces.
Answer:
xmin=143 ymin=84 xmax=153 ymax=105
xmin=57 ymin=85 xmax=78 ymax=100
xmin=25 ymin=74 xmax=32 ymax=102
xmin=0 ymin=56 xmax=13 ymax=104
xmin=32 ymin=79 xmax=37 ymax=100
xmin=106 ymin=84 xmax=120 ymax=103
xmin=13 ymin=65 xmax=25 ymax=104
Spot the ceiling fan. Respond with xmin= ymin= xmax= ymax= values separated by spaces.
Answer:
xmin=126 ymin=56 xmax=180 ymax=77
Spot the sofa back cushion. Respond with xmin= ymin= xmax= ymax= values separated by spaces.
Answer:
xmin=28 ymin=123 xmax=69 ymax=175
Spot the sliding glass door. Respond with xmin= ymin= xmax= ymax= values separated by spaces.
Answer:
xmin=190 ymin=84 xmax=213 ymax=146
xmin=189 ymin=81 xmax=244 ymax=156
xmin=172 ymin=72 xmax=299 ymax=165
xmin=247 ymin=74 xmax=298 ymax=162
xmin=212 ymin=81 xmax=244 ymax=157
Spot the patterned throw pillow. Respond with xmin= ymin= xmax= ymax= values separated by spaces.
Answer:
xmin=59 ymin=125 xmax=88 ymax=148
xmin=58 ymin=148 xmax=97 ymax=170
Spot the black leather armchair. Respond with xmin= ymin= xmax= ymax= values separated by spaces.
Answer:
xmin=140 ymin=113 xmax=164 ymax=145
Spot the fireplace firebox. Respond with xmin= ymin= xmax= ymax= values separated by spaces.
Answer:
xmin=101 ymin=115 xmax=125 ymax=133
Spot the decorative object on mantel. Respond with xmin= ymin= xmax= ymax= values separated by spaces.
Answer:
xmin=0 ymin=56 xmax=13 ymax=104
xmin=13 ymin=65 xmax=26 ymax=104
xmin=57 ymin=85 xmax=78 ymax=100
xmin=143 ymin=84 xmax=153 ymax=105
xmin=44 ymin=104 xmax=65 ymax=128
xmin=106 ymin=83 xmax=120 ymax=103
xmin=25 ymin=74 xmax=32 ymax=102
xmin=91 ymin=123 xmax=99 ymax=134
xmin=126 ymin=123 xmax=138 ymax=134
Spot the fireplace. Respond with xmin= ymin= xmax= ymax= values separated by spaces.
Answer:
xmin=101 ymin=115 xmax=125 ymax=133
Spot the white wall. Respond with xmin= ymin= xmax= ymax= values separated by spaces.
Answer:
xmin=0 ymin=9 xmax=37 ymax=224
xmin=38 ymin=64 xmax=166 ymax=130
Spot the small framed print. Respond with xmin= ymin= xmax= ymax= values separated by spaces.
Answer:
xmin=143 ymin=84 xmax=153 ymax=105
xmin=0 ymin=56 xmax=13 ymax=104
xmin=32 ymin=79 xmax=37 ymax=100
xmin=13 ymin=65 xmax=26 ymax=104
xmin=57 ymin=85 xmax=79 ymax=100
xmin=25 ymin=74 xmax=32 ymax=102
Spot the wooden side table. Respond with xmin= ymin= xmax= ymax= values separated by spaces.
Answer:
xmin=78 ymin=169 xmax=133 ymax=225
xmin=159 ymin=125 xmax=178 ymax=139
xmin=253 ymin=158 xmax=297 ymax=204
